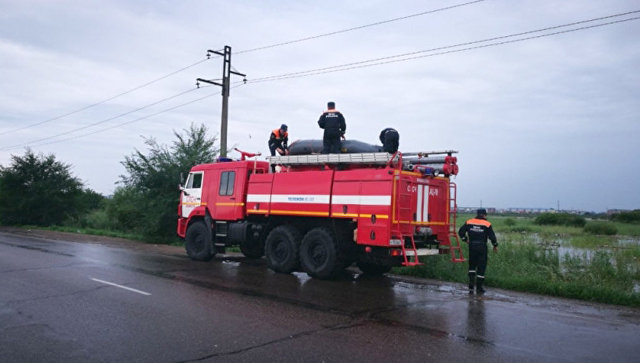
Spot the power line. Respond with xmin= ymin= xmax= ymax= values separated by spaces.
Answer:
xmin=247 ymin=10 xmax=640 ymax=83
xmin=25 ymin=92 xmax=221 ymax=149
xmin=11 ymin=83 xmax=248 ymax=150
xmin=236 ymin=0 xmax=486 ymax=54
xmin=0 ymin=2 xmax=484 ymax=139
xmin=0 ymin=87 xmax=202 ymax=151
xmin=5 ymin=10 xmax=638 ymax=150
xmin=0 ymin=57 xmax=210 ymax=136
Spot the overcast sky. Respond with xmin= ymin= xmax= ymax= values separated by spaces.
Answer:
xmin=1 ymin=0 xmax=639 ymax=212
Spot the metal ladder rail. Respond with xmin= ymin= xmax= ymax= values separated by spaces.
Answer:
xmin=394 ymin=180 xmax=422 ymax=266
xmin=448 ymin=182 xmax=465 ymax=262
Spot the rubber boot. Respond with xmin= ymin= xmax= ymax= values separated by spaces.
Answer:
xmin=476 ymin=277 xmax=485 ymax=295
xmin=468 ymin=272 xmax=475 ymax=294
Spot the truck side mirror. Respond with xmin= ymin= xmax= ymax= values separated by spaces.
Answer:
xmin=179 ymin=185 xmax=189 ymax=196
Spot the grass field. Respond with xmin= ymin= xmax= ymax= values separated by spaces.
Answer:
xmin=396 ymin=214 xmax=640 ymax=307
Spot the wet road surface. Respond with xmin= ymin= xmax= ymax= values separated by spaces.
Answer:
xmin=1 ymin=230 xmax=639 ymax=362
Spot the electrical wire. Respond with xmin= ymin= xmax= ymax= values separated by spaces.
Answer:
xmin=0 ymin=87 xmax=201 ymax=151
xmin=0 ymin=1 xmax=483 ymax=139
xmin=247 ymin=10 xmax=640 ymax=83
xmin=14 ymin=83 xmax=248 ymax=150
xmin=0 ymin=57 xmax=210 ymax=136
xmin=236 ymin=0 xmax=486 ymax=54
xmin=24 ymin=92 xmax=221 ymax=149
xmin=4 ymin=10 xmax=638 ymax=149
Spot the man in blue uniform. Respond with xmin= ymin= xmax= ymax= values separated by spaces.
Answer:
xmin=317 ymin=101 xmax=346 ymax=154
xmin=458 ymin=208 xmax=498 ymax=294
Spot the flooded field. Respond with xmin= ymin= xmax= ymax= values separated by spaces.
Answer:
xmin=398 ymin=214 xmax=640 ymax=306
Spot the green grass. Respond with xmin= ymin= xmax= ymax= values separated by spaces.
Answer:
xmin=569 ymin=235 xmax=616 ymax=248
xmin=613 ymin=222 xmax=640 ymax=236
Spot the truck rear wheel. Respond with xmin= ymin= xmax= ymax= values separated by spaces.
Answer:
xmin=300 ymin=227 xmax=342 ymax=279
xmin=265 ymin=225 xmax=301 ymax=273
xmin=185 ymin=221 xmax=215 ymax=261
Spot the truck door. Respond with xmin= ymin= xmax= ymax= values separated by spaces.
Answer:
xmin=181 ymin=171 xmax=204 ymax=217
xmin=212 ymin=168 xmax=245 ymax=220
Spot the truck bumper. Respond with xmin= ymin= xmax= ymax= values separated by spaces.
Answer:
xmin=177 ymin=218 xmax=188 ymax=238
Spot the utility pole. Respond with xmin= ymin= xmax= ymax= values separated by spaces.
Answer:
xmin=197 ymin=46 xmax=246 ymax=158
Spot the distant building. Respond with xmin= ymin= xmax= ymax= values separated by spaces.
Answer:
xmin=457 ymin=207 xmax=592 ymax=215
xmin=607 ymin=209 xmax=631 ymax=215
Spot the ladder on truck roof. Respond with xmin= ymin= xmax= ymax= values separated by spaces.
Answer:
xmin=268 ymin=150 xmax=458 ymax=167
xmin=269 ymin=152 xmax=398 ymax=166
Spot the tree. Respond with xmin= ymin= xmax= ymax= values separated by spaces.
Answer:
xmin=0 ymin=149 xmax=83 ymax=226
xmin=115 ymin=123 xmax=218 ymax=240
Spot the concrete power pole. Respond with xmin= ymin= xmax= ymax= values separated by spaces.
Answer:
xmin=197 ymin=46 xmax=246 ymax=158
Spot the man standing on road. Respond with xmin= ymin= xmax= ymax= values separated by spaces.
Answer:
xmin=458 ymin=208 xmax=498 ymax=295
xmin=317 ymin=101 xmax=346 ymax=154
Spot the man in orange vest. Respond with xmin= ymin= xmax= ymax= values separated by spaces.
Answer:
xmin=268 ymin=124 xmax=289 ymax=172
xmin=269 ymin=124 xmax=289 ymax=157
xmin=458 ymin=208 xmax=498 ymax=295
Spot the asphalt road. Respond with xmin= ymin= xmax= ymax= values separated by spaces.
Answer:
xmin=1 ymin=229 xmax=639 ymax=362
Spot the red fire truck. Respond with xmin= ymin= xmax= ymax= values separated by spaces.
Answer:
xmin=177 ymin=149 xmax=463 ymax=279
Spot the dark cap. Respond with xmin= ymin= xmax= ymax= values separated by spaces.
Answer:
xmin=280 ymin=124 xmax=288 ymax=131
xmin=327 ymin=101 xmax=335 ymax=109
xmin=477 ymin=208 xmax=487 ymax=216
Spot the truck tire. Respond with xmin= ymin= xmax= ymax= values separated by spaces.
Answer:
xmin=300 ymin=227 xmax=342 ymax=279
xmin=357 ymin=261 xmax=392 ymax=275
xmin=185 ymin=221 xmax=215 ymax=261
xmin=265 ymin=225 xmax=301 ymax=273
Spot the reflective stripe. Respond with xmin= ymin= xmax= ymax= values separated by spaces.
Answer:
xmin=423 ymin=185 xmax=429 ymax=221
xmin=247 ymin=194 xmax=271 ymax=203
xmin=416 ymin=185 xmax=423 ymax=221
xmin=250 ymin=194 xmax=390 ymax=206
xmin=415 ymin=184 xmax=429 ymax=222
xmin=332 ymin=195 xmax=391 ymax=206
xmin=466 ymin=218 xmax=492 ymax=227
xmin=271 ymin=195 xmax=331 ymax=204
xmin=477 ymin=275 xmax=485 ymax=279
xmin=468 ymin=270 xmax=476 ymax=273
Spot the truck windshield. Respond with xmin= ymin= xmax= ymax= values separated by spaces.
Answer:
xmin=186 ymin=172 xmax=203 ymax=189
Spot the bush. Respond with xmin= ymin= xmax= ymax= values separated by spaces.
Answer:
xmin=115 ymin=123 xmax=218 ymax=242
xmin=584 ymin=222 xmax=618 ymax=236
xmin=534 ymin=213 xmax=586 ymax=227
xmin=0 ymin=149 xmax=83 ymax=226
xmin=610 ymin=210 xmax=640 ymax=224
xmin=504 ymin=218 xmax=516 ymax=226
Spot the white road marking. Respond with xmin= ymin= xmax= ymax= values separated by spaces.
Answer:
xmin=91 ymin=278 xmax=151 ymax=296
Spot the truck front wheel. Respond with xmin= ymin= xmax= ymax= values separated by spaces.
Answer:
xmin=300 ymin=227 xmax=342 ymax=279
xmin=265 ymin=225 xmax=301 ymax=273
xmin=185 ymin=221 xmax=215 ymax=261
